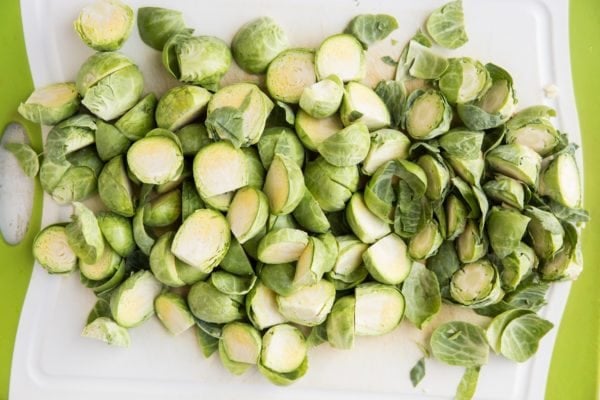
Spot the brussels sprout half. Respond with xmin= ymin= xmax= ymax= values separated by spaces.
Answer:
xmin=110 ymin=270 xmax=163 ymax=328
xmin=340 ymin=82 xmax=391 ymax=131
xmin=18 ymin=82 xmax=80 ymax=125
xmin=137 ymin=7 xmax=188 ymax=51
xmin=354 ymin=283 xmax=405 ymax=336
xmin=231 ymin=17 xmax=289 ymax=74
xmin=266 ymin=49 xmax=316 ymax=104
xmin=299 ymin=75 xmax=344 ymax=119
xmin=74 ymin=0 xmax=134 ymax=52
xmin=154 ymin=292 xmax=195 ymax=335
xmin=33 ymin=224 xmax=78 ymax=274
xmin=258 ymin=324 xmax=308 ymax=385
xmin=316 ymin=34 xmax=366 ymax=82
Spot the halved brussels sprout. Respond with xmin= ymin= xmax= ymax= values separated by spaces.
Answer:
xmin=304 ymin=157 xmax=359 ymax=212
xmin=259 ymin=263 xmax=295 ymax=297
xmin=524 ymin=207 xmax=565 ymax=260
xmin=257 ymin=228 xmax=309 ymax=264
xmin=539 ymin=225 xmax=581 ymax=281
xmin=193 ymin=141 xmax=248 ymax=199
xmin=486 ymin=207 xmax=531 ymax=259
xmin=258 ymin=324 xmax=308 ymax=385
xmin=95 ymin=121 xmax=130 ymax=161
xmin=149 ymin=232 xmax=185 ymax=287
xmin=426 ymin=0 xmax=468 ymax=49
xmin=456 ymin=219 xmax=488 ymax=263
xmin=220 ymin=237 xmax=254 ymax=276
xmin=263 ymin=154 xmax=305 ymax=215
xmin=98 ymin=156 xmax=135 ymax=217
xmin=346 ymin=192 xmax=391 ymax=244
xmin=404 ymin=89 xmax=452 ymax=140
xmin=363 ymin=233 xmax=412 ymax=284
xmin=154 ymin=292 xmax=195 ymax=335
xmin=81 ymin=317 xmax=130 ymax=347
xmin=340 ymin=82 xmax=391 ymax=131
xmin=445 ymin=194 xmax=468 ymax=240
xmin=409 ymin=220 xmax=443 ymax=260
xmin=326 ymin=295 xmax=356 ymax=349
xmin=418 ymin=154 xmax=450 ymax=201
xmin=137 ymin=7 xmax=188 ymax=51
xmin=115 ymin=93 xmax=157 ymax=141
xmin=292 ymin=189 xmax=330 ymax=234
xmin=97 ymin=212 xmax=135 ymax=257
xmin=354 ymin=283 xmax=405 ymax=336
xmin=292 ymin=236 xmax=330 ymax=289
xmin=267 ymin=48 xmax=316 ymax=104
xmin=227 ymin=187 xmax=269 ymax=244
xmin=232 ymin=17 xmax=289 ymax=74
xmin=501 ymin=243 xmax=538 ymax=291
xmin=505 ymin=106 xmax=561 ymax=156
xmin=156 ymin=85 xmax=212 ymax=131
xmin=143 ymin=189 xmax=181 ymax=227
xmin=294 ymin=110 xmax=343 ymax=151
xmin=206 ymin=83 xmax=274 ymax=147
xmin=176 ymin=123 xmax=210 ymax=156
xmin=65 ymin=202 xmax=104 ymax=264
xmin=246 ymin=281 xmax=287 ymax=330
xmin=438 ymin=58 xmax=491 ymax=104
xmin=219 ymin=322 xmax=262 ymax=375
xmin=483 ymin=175 xmax=526 ymax=209
xmin=45 ymin=115 xmax=96 ymax=162
xmin=450 ymin=259 xmax=504 ymax=308
xmin=538 ymin=152 xmax=582 ymax=208
xmin=33 ymin=224 xmax=77 ymax=274
xmin=315 ymin=34 xmax=365 ymax=82
xmin=345 ymin=14 xmax=398 ymax=48
xmin=362 ymin=129 xmax=411 ymax=176
xmin=132 ymin=206 xmax=154 ymax=255
xmin=79 ymin=243 xmax=121 ymax=281
xmin=50 ymin=165 xmax=97 ymax=204
xmin=257 ymin=127 xmax=304 ymax=170
xmin=127 ymin=130 xmax=183 ymax=185
xmin=299 ymin=75 xmax=344 ymax=118
xmin=163 ymin=32 xmax=232 ymax=91
xmin=277 ymin=279 xmax=336 ymax=326
xmin=74 ymin=0 xmax=133 ymax=51
xmin=243 ymin=147 xmax=266 ymax=189
xmin=317 ymin=122 xmax=369 ymax=167
xmin=110 ymin=270 xmax=162 ymax=328
xmin=188 ymin=280 xmax=244 ymax=324
xmin=486 ymin=144 xmax=542 ymax=187
xmin=211 ymin=271 xmax=257 ymax=295
xmin=18 ymin=82 xmax=79 ymax=125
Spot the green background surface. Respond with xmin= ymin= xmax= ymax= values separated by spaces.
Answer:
xmin=0 ymin=0 xmax=598 ymax=399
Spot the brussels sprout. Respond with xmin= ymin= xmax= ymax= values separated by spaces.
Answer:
xmin=426 ymin=0 xmax=468 ymax=49
xmin=98 ymin=156 xmax=135 ymax=217
xmin=524 ymin=207 xmax=565 ymax=260
xmin=94 ymin=121 xmax=130 ymax=161
xmin=417 ymin=154 xmax=450 ymax=201
xmin=501 ymin=243 xmax=538 ymax=291
xmin=77 ymin=53 xmax=144 ymax=121
xmin=176 ymin=259 xmax=210 ymax=286
xmin=315 ymin=34 xmax=365 ymax=82
xmin=292 ymin=236 xmax=331 ymax=289
xmin=363 ymin=161 xmax=398 ymax=223
xmin=246 ymin=281 xmax=287 ymax=330
xmin=326 ymin=296 xmax=356 ymax=349
xmin=505 ymin=106 xmax=561 ymax=156
xmin=211 ymin=270 xmax=257 ymax=296
xmin=110 ymin=270 xmax=162 ymax=328
xmin=172 ymin=209 xmax=230 ymax=273
xmin=127 ymin=130 xmax=183 ymax=185
xmin=187 ymin=281 xmax=244 ymax=324
xmin=65 ymin=202 xmax=104 ymax=264
xmin=231 ymin=17 xmax=289 ymax=74
xmin=431 ymin=321 xmax=489 ymax=367
xmin=74 ymin=0 xmax=133 ymax=51
xmin=176 ymin=123 xmax=210 ymax=156
xmin=292 ymin=189 xmax=330 ymax=234
xmin=486 ymin=207 xmax=531 ymax=259
xmin=327 ymin=236 xmax=368 ymax=290
xmin=137 ymin=7 xmax=188 ymax=51
xmin=79 ymin=243 xmax=121 ymax=281
xmin=163 ymin=32 xmax=231 ymax=91
xmin=404 ymin=89 xmax=452 ymax=140
xmin=32 ymin=224 xmax=77 ymax=274
xmin=18 ymin=82 xmax=79 ymax=125
xmin=363 ymin=233 xmax=412 ymax=284
xmin=114 ymin=93 xmax=157 ymax=141
xmin=345 ymin=14 xmax=398 ymax=48
xmin=362 ymin=129 xmax=411 ymax=176
xmin=486 ymin=144 xmax=542 ymax=187
xmin=483 ymin=175 xmax=526 ymax=209
xmin=258 ymin=324 xmax=308 ymax=385
xmin=263 ymin=154 xmax=305 ymax=215
xmin=259 ymin=263 xmax=295 ymax=297
xmin=143 ymin=190 xmax=181 ymax=227
xmin=455 ymin=219 xmax=488 ymax=263
xmin=154 ymin=292 xmax=195 ymax=335
xmin=156 ymin=85 xmax=212 ymax=131
xmin=277 ymin=279 xmax=336 ymax=326
xmin=266 ymin=49 xmax=316 ymax=104
xmin=445 ymin=194 xmax=468 ymax=240
xmin=316 ymin=122 xmax=370 ymax=167
xmin=439 ymin=128 xmax=484 ymax=185
xmin=218 ymin=322 xmax=262 ymax=375
xmin=96 ymin=212 xmax=134 ymax=257
xmin=304 ymin=157 xmax=359 ymax=212
xmin=181 ymin=179 xmax=204 ymax=222
xmin=539 ymin=225 xmax=581 ymax=281
xmin=409 ymin=220 xmax=443 ymax=260
xmin=243 ymin=147 xmax=266 ymax=189
xmin=132 ymin=207 xmax=154 ymax=255
xmin=50 ymin=165 xmax=97 ymax=204
xmin=318 ymin=232 xmax=339 ymax=273
xmin=354 ymin=283 xmax=405 ymax=336
xmin=193 ymin=141 xmax=248 ymax=199
xmin=457 ymin=64 xmax=517 ymax=130
xmin=268 ymin=213 xmax=300 ymax=232
xmin=202 ymin=192 xmax=233 ymax=212
xmin=206 ymin=83 xmax=274 ymax=147
xmin=257 ymin=228 xmax=308 ymax=264
xmin=450 ymin=259 xmax=504 ymax=308
xmin=346 ymin=193 xmax=391 ymax=244
xmin=340 ymin=82 xmax=391 ymax=131
xmin=227 ymin=187 xmax=269 ymax=244
xmin=81 ymin=317 xmax=130 ymax=347
xmin=299 ymin=75 xmax=344 ymax=118
xmin=219 ymin=238 xmax=254 ymax=276
xmin=80 ymin=258 xmax=127 ymax=294
xmin=294 ymin=110 xmax=343 ymax=151
xmin=45 ymin=115 xmax=96 ymax=162
xmin=438 ymin=58 xmax=491 ymax=104
xmin=149 ymin=232 xmax=185 ymax=287
xmin=257 ymin=127 xmax=304 ymax=169
xmin=538 ymin=152 xmax=582 ymax=208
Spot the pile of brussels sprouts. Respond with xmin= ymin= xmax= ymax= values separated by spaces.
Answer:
xmin=9 ymin=0 xmax=588 ymax=396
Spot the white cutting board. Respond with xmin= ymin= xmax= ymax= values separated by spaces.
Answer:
xmin=11 ymin=0 xmax=581 ymax=399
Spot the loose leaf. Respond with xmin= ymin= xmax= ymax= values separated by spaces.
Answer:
xmin=3 ymin=142 xmax=39 ymax=177
xmin=430 ymin=321 xmax=489 ymax=367
xmin=426 ymin=0 xmax=468 ymax=49
xmin=499 ymin=313 xmax=553 ymax=362
xmin=402 ymin=262 xmax=441 ymax=329
xmin=456 ymin=367 xmax=480 ymax=400
xmin=410 ymin=357 xmax=426 ymax=387
xmin=346 ymin=14 xmax=399 ymax=48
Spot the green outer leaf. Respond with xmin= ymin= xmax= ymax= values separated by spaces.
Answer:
xmin=345 ymin=14 xmax=399 ymax=48
xmin=486 ymin=309 xmax=532 ymax=354
xmin=402 ymin=262 xmax=441 ymax=329
xmin=133 ymin=207 xmax=155 ymax=256
xmin=500 ymin=313 xmax=553 ymax=362
xmin=430 ymin=321 xmax=489 ymax=367
xmin=3 ymin=142 xmax=39 ymax=177
xmin=374 ymin=80 xmax=406 ymax=128
xmin=65 ymin=202 xmax=104 ymax=264
xmin=427 ymin=240 xmax=460 ymax=299
xmin=137 ymin=7 xmax=188 ymax=51
xmin=195 ymin=325 xmax=219 ymax=358
xmin=86 ymin=298 xmax=112 ymax=325
xmin=410 ymin=357 xmax=426 ymax=387
xmin=426 ymin=0 xmax=468 ymax=49
xmin=456 ymin=367 xmax=480 ymax=400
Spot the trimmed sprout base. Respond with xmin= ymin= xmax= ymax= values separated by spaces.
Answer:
xmin=21 ymin=0 xmax=588 ymax=396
